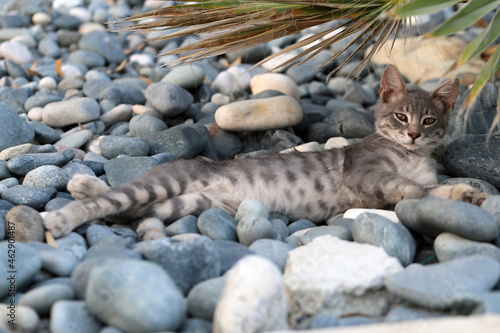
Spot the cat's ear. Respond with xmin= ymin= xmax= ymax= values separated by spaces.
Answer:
xmin=380 ymin=65 xmax=406 ymax=103
xmin=431 ymin=78 xmax=460 ymax=114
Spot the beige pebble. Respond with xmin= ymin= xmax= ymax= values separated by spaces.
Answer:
xmin=280 ymin=142 xmax=322 ymax=154
xmin=27 ymin=107 xmax=44 ymax=121
xmin=325 ymin=137 xmax=350 ymax=149
xmin=32 ymin=12 xmax=52 ymax=26
xmin=132 ymin=104 xmax=162 ymax=119
xmin=5 ymin=206 xmax=45 ymax=243
xmin=0 ymin=143 xmax=32 ymax=160
xmin=215 ymin=95 xmax=303 ymax=131
xmin=211 ymin=93 xmax=231 ymax=106
xmin=250 ymin=73 xmax=300 ymax=100
xmin=78 ymin=22 xmax=105 ymax=34
xmin=100 ymin=104 xmax=133 ymax=127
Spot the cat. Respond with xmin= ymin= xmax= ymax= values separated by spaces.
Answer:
xmin=43 ymin=65 xmax=488 ymax=239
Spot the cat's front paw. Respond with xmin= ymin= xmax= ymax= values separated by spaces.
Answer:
xmin=450 ymin=184 xmax=489 ymax=206
xmin=68 ymin=174 xmax=110 ymax=200
xmin=43 ymin=211 xmax=73 ymax=238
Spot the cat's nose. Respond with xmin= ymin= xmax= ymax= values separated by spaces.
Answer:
xmin=408 ymin=132 xmax=421 ymax=141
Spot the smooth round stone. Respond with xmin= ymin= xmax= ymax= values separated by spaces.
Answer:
xmin=1 ymin=185 xmax=56 ymax=211
xmin=165 ymin=215 xmax=199 ymax=237
xmin=198 ymin=208 xmax=238 ymax=241
xmin=103 ymin=156 xmax=160 ymax=186
xmin=146 ymin=125 xmax=207 ymax=158
xmin=286 ymin=64 xmax=317 ymax=85
xmin=322 ymin=107 xmax=375 ymax=139
xmin=187 ymin=276 xmax=226 ymax=321
xmin=39 ymin=37 xmax=61 ymax=58
xmin=343 ymin=80 xmax=377 ymax=105
xmin=212 ymin=240 xmax=254 ymax=274
xmin=288 ymin=219 xmax=316 ymax=235
xmin=83 ymin=79 xmax=113 ymax=99
xmin=234 ymin=199 xmax=269 ymax=222
xmin=162 ymin=65 xmax=206 ymax=90
xmin=352 ymin=213 xmax=416 ymax=266
xmin=19 ymin=284 xmax=74 ymax=317
xmin=99 ymin=85 xmax=146 ymax=106
xmin=61 ymin=64 xmax=82 ymax=80
xmin=28 ymin=242 xmax=80 ymax=277
xmin=85 ymin=225 xmax=115 ymax=247
xmin=67 ymin=50 xmax=106 ymax=68
xmin=32 ymin=12 xmax=52 ymax=26
xmin=22 ymin=165 xmax=66 ymax=190
xmin=55 ymin=232 xmax=88 ymax=261
xmin=215 ymin=96 xmax=303 ymax=131
xmin=51 ymin=301 xmax=102 ymax=333
xmin=38 ymin=76 xmax=57 ymax=91
xmin=45 ymin=197 xmax=72 ymax=211
xmin=27 ymin=107 xmax=44 ymax=121
xmin=136 ymin=237 xmax=220 ymax=295
xmin=100 ymin=104 xmax=133 ymax=127
xmin=206 ymin=124 xmax=242 ymax=159
xmin=214 ymin=255 xmax=287 ymax=332
xmin=0 ymin=161 xmax=15 ymax=179
xmin=270 ymin=219 xmax=289 ymax=241
xmin=28 ymin=120 xmax=61 ymax=145
xmin=25 ymin=94 xmax=63 ymax=111
xmin=5 ymin=205 xmax=44 ymax=242
xmin=7 ymin=150 xmax=75 ymax=176
xmin=179 ymin=318 xmax=212 ymax=333
xmin=0 ymin=241 xmax=42 ymax=298
xmin=250 ymin=73 xmax=300 ymax=100
xmin=0 ymin=103 xmax=35 ymax=151
xmin=129 ymin=114 xmax=168 ymax=137
xmin=42 ymin=97 xmax=100 ymax=128
xmin=145 ymin=82 xmax=194 ymax=117
xmin=395 ymin=197 xmax=499 ymax=242
xmin=0 ymin=305 xmax=39 ymax=333
xmin=211 ymin=93 xmax=231 ymax=106
xmin=86 ymin=260 xmax=186 ymax=331
xmin=434 ymin=232 xmax=500 ymax=263
xmin=78 ymin=30 xmax=125 ymax=64
xmin=385 ymin=255 xmax=500 ymax=309
xmin=248 ymin=239 xmax=292 ymax=271
xmin=237 ymin=214 xmax=278 ymax=247
xmin=0 ymin=41 xmax=32 ymax=64
xmin=211 ymin=71 xmax=243 ymax=97
xmin=55 ymin=130 xmax=93 ymax=149
xmin=62 ymin=161 xmax=95 ymax=181
xmin=482 ymin=196 xmax=500 ymax=227
xmin=301 ymin=225 xmax=352 ymax=245
xmin=99 ymin=136 xmax=149 ymax=159
xmin=0 ymin=143 xmax=32 ymax=160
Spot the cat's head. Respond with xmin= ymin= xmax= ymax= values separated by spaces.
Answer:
xmin=374 ymin=65 xmax=460 ymax=153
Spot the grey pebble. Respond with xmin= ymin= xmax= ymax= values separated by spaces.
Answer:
xmin=103 ymin=156 xmax=160 ymax=186
xmin=146 ymin=125 xmax=207 ymax=158
xmin=86 ymin=260 xmax=186 ymax=332
xmin=42 ymin=97 xmax=100 ymax=128
xmin=22 ymin=165 xmax=67 ymax=190
xmin=179 ymin=318 xmax=213 ymax=333
xmin=100 ymin=84 xmax=146 ymax=106
xmin=19 ymin=283 xmax=74 ymax=317
xmin=7 ymin=149 xmax=75 ymax=176
xmin=286 ymin=64 xmax=317 ymax=85
xmin=24 ymin=94 xmax=63 ymax=111
xmin=482 ymin=195 xmax=500 ymax=227
xmin=83 ymin=79 xmax=113 ymax=99
xmin=145 ymin=82 xmax=194 ymax=117
xmin=28 ymin=121 xmax=61 ymax=144
xmin=452 ymin=291 xmax=500 ymax=315
xmin=352 ymin=213 xmax=416 ymax=266
xmin=237 ymin=214 xmax=278 ymax=246
xmin=187 ymin=276 xmax=226 ymax=322
xmin=384 ymin=305 xmax=446 ymax=322
xmin=434 ymin=232 xmax=500 ymax=263
xmin=27 ymin=242 xmax=80 ymax=277
xmin=55 ymin=130 xmax=93 ymax=149
xmin=248 ymin=239 xmax=292 ymax=271
xmin=385 ymin=255 xmax=500 ymax=309
xmin=0 ymin=161 xmax=15 ymax=180
xmin=288 ymin=219 xmax=316 ymax=235
xmin=86 ymin=224 xmax=116 ymax=247
xmin=62 ymin=161 xmax=96 ymax=182
xmin=51 ymin=300 xmax=102 ymax=333
xmin=45 ymin=197 xmax=72 ymax=211
xmin=67 ymin=50 xmax=106 ymax=68
xmin=301 ymin=225 xmax=353 ymax=245
xmin=38 ymin=37 xmax=61 ymax=58
xmin=1 ymin=185 xmax=56 ymax=210
xmin=99 ymin=136 xmax=149 ymax=159
xmin=165 ymin=215 xmax=200 ymax=237
xmin=212 ymin=240 xmax=254 ymax=274
xmin=342 ymin=80 xmax=377 ymax=105
xmin=0 ymin=103 xmax=34 ymax=151
xmin=270 ymin=219 xmax=289 ymax=241
xmin=161 ymin=65 xmax=206 ymax=90
xmin=129 ymin=114 xmax=168 ymax=137
xmin=78 ymin=30 xmax=125 ymax=64
xmin=395 ymin=197 xmax=498 ymax=241
xmin=198 ymin=208 xmax=238 ymax=241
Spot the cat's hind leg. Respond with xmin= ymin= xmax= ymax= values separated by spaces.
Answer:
xmin=428 ymin=184 xmax=489 ymax=205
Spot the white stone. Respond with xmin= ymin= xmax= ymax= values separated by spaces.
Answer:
xmin=0 ymin=41 xmax=32 ymax=64
xmin=78 ymin=22 xmax=106 ymax=34
xmin=213 ymin=255 xmax=288 ymax=333
xmin=0 ymin=143 xmax=32 ymax=160
xmin=52 ymin=0 xmax=82 ymax=10
xmin=281 ymin=142 xmax=322 ymax=154
xmin=27 ymin=107 xmax=44 ymax=121
xmin=234 ymin=199 xmax=269 ymax=222
xmin=11 ymin=35 xmax=37 ymax=49
xmin=325 ymin=137 xmax=350 ymax=149
xmin=130 ymin=53 xmax=155 ymax=67
xmin=100 ymin=104 xmax=133 ymax=127
xmin=251 ymin=73 xmax=300 ymax=100
xmin=343 ymin=209 xmax=401 ymax=224
xmin=0 ymin=305 xmax=39 ymax=333
xmin=39 ymin=77 xmax=57 ymax=91
xmin=227 ymin=65 xmax=252 ymax=91
xmin=284 ymin=235 xmax=403 ymax=323
xmin=212 ymin=71 xmax=240 ymax=96
xmin=261 ymin=50 xmax=300 ymax=73
xmin=69 ymin=7 xmax=91 ymax=22
xmin=32 ymin=12 xmax=52 ymax=26
xmin=215 ymin=96 xmax=303 ymax=131
xmin=61 ymin=64 xmax=82 ymax=80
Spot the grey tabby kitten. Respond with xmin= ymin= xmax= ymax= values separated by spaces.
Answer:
xmin=44 ymin=65 xmax=488 ymax=239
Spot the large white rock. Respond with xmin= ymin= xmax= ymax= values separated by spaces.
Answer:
xmin=213 ymin=255 xmax=288 ymax=333
xmin=0 ymin=41 xmax=32 ymax=64
xmin=283 ymin=235 xmax=403 ymax=323
xmin=215 ymin=96 xmax=303 ymax=131
xmin=250 ymin=73 xmax=300 ymax=100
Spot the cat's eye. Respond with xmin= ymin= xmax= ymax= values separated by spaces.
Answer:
xmin=395 ymin=113 xmax=408 ymax=122
xmin=423 ymin=118 xmax=436 ymax=125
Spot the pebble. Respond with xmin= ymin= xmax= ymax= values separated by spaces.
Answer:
xmin=51 ymin=301 xmax=102 ymax=333
xmin=452 ymin=292 xmax=500 ymax=315
xmin=434 ymin=232 xmax=500 ymax=263
xmin=212 ymin=71 xmax=245 ymax=97
xmin=385 ymin=255 xmax=500 ymax=309
xmin=237 ymin=214 xmax=278 ymax=246
xmin=7 ymin=150 xmax=75 ymax=176
xmin=19 ymin=284 xmax=74 ymax=317
xmin=99 ymin=136 xmax=149 ymax=159
xmin=187 ymin=276 xmax=226 ymax=321
xmin=440 ymin=177 xmax=500 ymax=196
xmin=248 ymin=239 xmax=293 ymax=271
xmin=212 ymin=240 xmax=254 ymax=274
xmin=300 ymin=225 xmax=352 ymax=245
xmin=482 ymin=195 xmax=500 ymax=227
xmin=197 ymin=208 xmax=238 ymax=241
xmin=145 ymin=82 xmax=194 ymax=117
xmin=284 ymin=235 xmax=403 ymax=322
xmin=25 ymin=95 xmax=63 ymax=111
xmin=55 ymin=129 xmax=93 ymax=148
xmin=78 ymin=30 xmax=125 ymax=64
xmin=29 ymin=121 xmax=62 ymax=144
xmin=38 ymin=77 xmax=58 ymax=91
xmin=0 ymin=143 xmax=32 ymax=161
xmin=0 ymin=41 xmax=32 ymax=64
xmin=146 ymin=125 xmax=207 ymax=158
xmin=67 ymin=50 xmax=106 ymax=68
xmin=215 ymin=96 xmax=303 ymax=131
xmin=0 ymin=305 xmax=39 ymax=333
xmin=213 ymin=255 xmax=288 ymax=332
xmin=28 ymin=242 xmax=80 ymax=277
xmin=1 ymin=185 xmax=56 ymax=210
xmin=0 ymin=241 xmax=38 ymax=294
xmin=100 ymin=84 xmax=146 ymax=106
xmin=32 ymin=12 xmax=52 ymax=26
xmin=42 ymin=97 xmax=100 ymax=128
xmin=129 ymin=114 xmax=168 ymax=138
xmin=250 ymin=73 xmax=300 ymax=100
xmin=234 ymin=198 xmax=269 ymax=222
xmin=352 ymin=213 xmax=416 ymax=266
xmin=0 ymin=103 xmax=35 ymax=151
xmin=103 ymin=156 xmax=159 ymax=185
xmin=86 ymin=260 xmax=186 ymax=332
xmin=395 ymin=197 xmax=499 ymax=241
xmin=344 ymin=208 xmax=400 ymax=224
xmin=288 ymin=219 xmax=316 ymax=235
xmin=135 ymin=237 xmax=220 ymax=294
xmin=165 ymin=215 xmax=200 ymax=237
xmin=162 ymin=65 xmax=206 ymax=90
xmin=5 ymin=205 xmax=44 ymax=242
